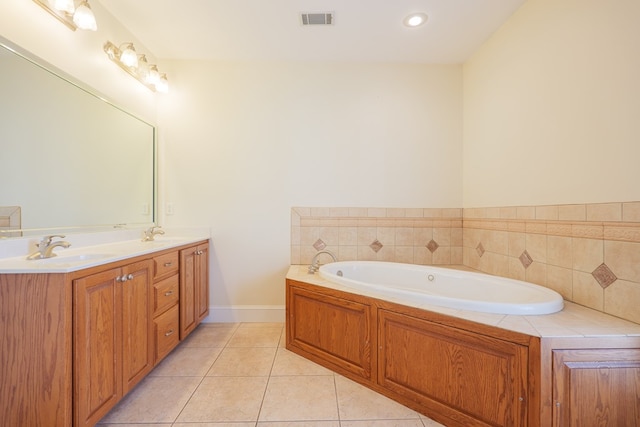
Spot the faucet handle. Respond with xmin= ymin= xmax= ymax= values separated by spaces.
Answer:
xmin=39 ymin=234 xmax=66 ymax=246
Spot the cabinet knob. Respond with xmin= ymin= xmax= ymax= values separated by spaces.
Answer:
xmin=164 ymin=262 xmax=173 ymax=267
xmin=164 ymin=290 xmax=173 ymax=297
xmin=116 ymin=275 xmax=126 ymax=282
xmin=165 ymin=329 xmax=174 ymax=337
xmin=127 ymin=274 xmax=134 ymax=280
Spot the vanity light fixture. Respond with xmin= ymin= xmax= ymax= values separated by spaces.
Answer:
xmin=33 ymin=0 xmax=98 ymax=31
xmin=103 ymin=41 xmax=169 ymax=93
xmin=403 ymin=12 xmax=428 ymax=28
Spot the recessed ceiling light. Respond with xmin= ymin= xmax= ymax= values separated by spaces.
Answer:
xmin=403 ymin=13 xmax=428 ymax=28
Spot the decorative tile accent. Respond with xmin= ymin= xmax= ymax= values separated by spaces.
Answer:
xmin=519 ymin=250 xmax=533 ymax=269
xmin=313 ymin=239 xmax=326 ymax=251
xmin=369 ymin=239 xmax=383 ymax=253
xmin=476 ymin=242 xmax=485 ymax=257
xmin=592 ymin=263 xmax=617 ymax=288
xmin=426 ymin=239 xmax=439 ymax=253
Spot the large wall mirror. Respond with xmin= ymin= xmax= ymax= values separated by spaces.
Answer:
xmin=0 ymin=38 xmax=156 ymax=238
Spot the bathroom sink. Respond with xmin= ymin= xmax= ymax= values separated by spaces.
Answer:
xmin=38 ymin=253 xmax=115 ymax=264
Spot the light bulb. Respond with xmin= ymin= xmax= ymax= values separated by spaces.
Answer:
xmin=73 ymin=1 xmax=97 ymax=31
xmin=52 ymin=0 xmax=75 ymax=14
xmin=120 ymin=43 xmax=138 ymax=68
xmin=156 ymin=74 xmax=169 ymax=93
xmin=147 ymin=65 xmax=160 ymax=85
xmin=137 ymin=55 xmax=150 ymax=81
xmin=403 ymin=13 xmax=428 ymax=28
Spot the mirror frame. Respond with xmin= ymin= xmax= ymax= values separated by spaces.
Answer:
xmin=0 ymin=36 xmax=157 ymax=238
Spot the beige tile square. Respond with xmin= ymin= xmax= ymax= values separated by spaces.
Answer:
xmin=508 ymin=232 xmax=526 ymax=257
xmin=177 ymin=377 xmax=268 ymax=422
xmin=604 ymin=280 xmax=640 ymax=324
xmin=526 ymin=234 xmax=547 ymax=263
xmin=432 ymin=228 xmax=452 ymax=247
xmin=395 ymin=246 xmax=415 ymax=264
xmin=335 ymin=375 xmax=420 ymax=420
xmin=259 ymin=376 xmax=339 ymax=421
xmin=536 ymin=205 xmax=558 ymax=220
xmin=100 ymin=376 xmax=201 ymax=423
xmin=547 ymin=236 xmax=572 ymax=268
xmin=432 ymin=246 xmax=451 ymax=265
xmin=207 ymin=347 xmax=276 ymax=376
xmin=572 ymin=238 xmax=603 ymax=273
xmin=573 ymin=271 xmax=604 ymax=311
xmin=546 ymin=265 xmax=572 ymax=300
xmin=623 ymin=202 xmax=640 ymax=222
xmin=395 ymin=227 xmax=414 ymax=246
xmin=508 ymin=256 xmax=526 ymax=281
xmin=516 ymin=206 xmax=536 ymax=220
xmin=604 ymin=240 xmax=640 ymax=283
xmin=558 ymin=204 xmax=586 ymax=221
xmin=586 ymin=203 xmax=622 ymax=222
xmin=525 ymin=262 xmax=547 ymax=287
xmin=227 ymin=327 xmax=283 ymax=347
xmin=339 ymin=226 xmax=358 ymax=245
xmin=150 ymin=346 xmax=222 ymax=377
xmin=413 ymin=227 xmax=433 ymax=246
xmin=357 ymin=227 xmax=377 ymax=246
xmin=181 ymin=324 xmax=237 ymax=348
xmin=271 ymin=348 xmax=334 ymax=376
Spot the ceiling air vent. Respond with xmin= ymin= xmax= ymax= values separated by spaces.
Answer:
xmin=301 ymin=12 xmax=334 ymax=26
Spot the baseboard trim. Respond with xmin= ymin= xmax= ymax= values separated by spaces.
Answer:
xmin=203 ymin=305 xmax=286 ymax=323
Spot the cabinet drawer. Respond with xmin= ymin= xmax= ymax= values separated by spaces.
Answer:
xmin=153 ymin=275 xmax=179 ymax=315
xmin=153 ymin=251 xmax=179 ymax=280
xmin=154 ymin=304 xmax=180 ymax=363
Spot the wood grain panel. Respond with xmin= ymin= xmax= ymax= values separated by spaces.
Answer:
xmin=0 ymin=273 xmax=72 ymax=427
xmin=288 ymin=285 xmax=373 ymax=379
xmin=378 ymin=309 xmax=527 ymax=427
xmin=553 ymin=349 xmax=640 ymax=427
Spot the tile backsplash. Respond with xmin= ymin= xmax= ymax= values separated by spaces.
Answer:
xmin=292 ymin=202 xmax=640 ymax=324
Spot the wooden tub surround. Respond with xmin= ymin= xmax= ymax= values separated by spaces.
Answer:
xmin=285 ymin=265 xmax=640 ymax=427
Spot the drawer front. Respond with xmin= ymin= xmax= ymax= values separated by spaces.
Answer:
xmin=153 ymin=275 xmax=179 ymax=315
xmin=154 ymin=304 xmax=180 ymax=363
xmin=153 ymin=251 xmax=179 ymax=280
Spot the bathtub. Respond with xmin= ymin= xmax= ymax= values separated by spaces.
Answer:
xmin=318 ymin=261 xmax=564 ymax=315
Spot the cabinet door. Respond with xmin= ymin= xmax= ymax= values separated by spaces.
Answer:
xmin=179 ymin=247 xmax=197 ymax=339
xmin=121 ymin=260 xmax=153 ymax=393
xmin=195 ymin=243 xmax=209 ymax=322
xmin=553 ymin=349 xmax=640 ymax=427
xmin=179 ymin=243 xmax=209 ymax=339
xmin=378 ymin=309 xmax=528 ymax=427
xmin=74 ymin=268 xmax=122 ymax=427
xmin=287 ymin=284 xmax=374 ymax=380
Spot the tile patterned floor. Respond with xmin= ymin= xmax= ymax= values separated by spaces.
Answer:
xmin=98 ymin=322 xmax=445 ymax=427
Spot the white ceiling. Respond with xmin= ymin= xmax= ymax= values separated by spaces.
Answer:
xmin=98 ymin=0 xmax=526 ymax=63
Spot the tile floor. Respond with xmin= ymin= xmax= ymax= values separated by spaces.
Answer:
xmin=98 ymin=322 xmax=445 ymax=427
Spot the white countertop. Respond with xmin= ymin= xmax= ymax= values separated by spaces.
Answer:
xmin=287 ymin=265 xmax=640 ymax=339
xmin=0 ymin=228 xmax=210 ymax=273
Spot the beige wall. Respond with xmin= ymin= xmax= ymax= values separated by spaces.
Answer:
xmin=158 ymin=61 xmax=463 ymax=315
xmin=463 ymin=0 xmax=640 ymax=207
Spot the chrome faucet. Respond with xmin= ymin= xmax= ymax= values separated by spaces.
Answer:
xmin=142 ymin=225 xmax=165 ymax=242
xmin=26 ymin=235 xmax=71 ymax=260
xmin=308 ymin=250 xmax=337 ymax=274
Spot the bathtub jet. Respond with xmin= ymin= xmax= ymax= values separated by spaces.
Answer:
xmin=319 ymin=261 xmax=564 ymax=315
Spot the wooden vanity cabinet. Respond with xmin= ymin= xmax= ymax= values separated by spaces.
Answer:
xmin=74 ymin=259 xmax=153 ymax=427
xmin=179 ymin=242 xmax=209 ymax=338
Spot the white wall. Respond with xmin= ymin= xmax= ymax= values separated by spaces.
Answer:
xmin=0 ymin=1 xmax=157 ymax=122
xmin=463 ymin=0 xmax=640 ymax=207
xmin=158 ymin=61 xmax=463 ymax=313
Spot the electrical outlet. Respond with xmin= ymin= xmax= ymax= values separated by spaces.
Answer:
xmin=166 ymin=202 xmax=174 ymax=215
